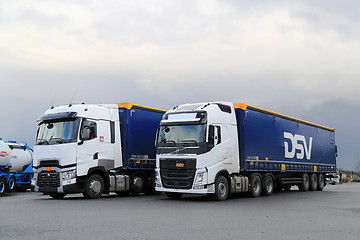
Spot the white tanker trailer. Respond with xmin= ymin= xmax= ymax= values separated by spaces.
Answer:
xmin=0 ymin=139 xmax=33 ymax=196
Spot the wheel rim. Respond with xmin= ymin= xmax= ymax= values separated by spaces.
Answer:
xmin=319 ymin=175 xmax=324 ymax=188
xmin=9 ymin=178 xmax=14 ymax=190
xmin=266 ymin=178 xmax=273 ymax=192
xmin=89 ymin=178 xmax=102 ymax=194
xmin=304 ymin=175 xmax=309 ymax=187
xmin=218 ymin=181 xmax=227 ymax=197
xmin=254 ymin=179 xmax=260 ymax=193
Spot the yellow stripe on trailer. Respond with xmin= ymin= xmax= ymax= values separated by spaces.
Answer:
xmin=233 ymin=103 xmax=334 ymax=132
xmin=116 ymin=102 xmax=166 ymax=113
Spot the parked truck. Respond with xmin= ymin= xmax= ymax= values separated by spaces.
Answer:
xmin=155 ymin=102 xmax=337 ymax=200
xmin=32 ymin=103 xmax=165 ymax=199
xmin=0 ymin=139 xmax=33 ymax=196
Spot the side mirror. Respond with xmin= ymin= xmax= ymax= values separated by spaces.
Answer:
xmin=208 ymin=125 xmax=215 ymax=149
xmin=81 ymin=128 xmax=91 ymax=141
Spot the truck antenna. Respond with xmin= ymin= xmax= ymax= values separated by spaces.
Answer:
xmin=69 ymin=90 xmax=76 ymax=107
xmin=51 ymin=93 xmax=56 ymax=109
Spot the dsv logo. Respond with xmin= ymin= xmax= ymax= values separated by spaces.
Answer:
xmin=284 ymin=132 xmax=313 ymax=160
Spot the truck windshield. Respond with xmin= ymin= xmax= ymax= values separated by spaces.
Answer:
xmin=36 ymin=118 xmax=80 ymax=145
xmin=157 ymin=124 xmax=206 ymax=146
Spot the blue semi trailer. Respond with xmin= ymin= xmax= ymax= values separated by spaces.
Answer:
xmin=155 ymin=102 xmax=337 ymax=200
xmin=32 ymin=103 xmax=166 ymax=199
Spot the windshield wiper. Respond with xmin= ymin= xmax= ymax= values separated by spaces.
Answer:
xmin=180 ymin=140 xmax=198 ymax=146
xmin=37 ymin=139 xmax=49 ymax=145
xmin=52 ymin=138 xmax=67 ymax=144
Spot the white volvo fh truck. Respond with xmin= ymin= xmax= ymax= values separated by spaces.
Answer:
xmin=155 ymin=102 xmax=337 ymax=201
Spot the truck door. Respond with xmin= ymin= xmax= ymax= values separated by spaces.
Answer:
xmin=76 ymin=119 xmax=99 ymax=176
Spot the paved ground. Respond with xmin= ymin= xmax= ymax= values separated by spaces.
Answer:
xmin=1 ymin=184 xmax=359 ymax=240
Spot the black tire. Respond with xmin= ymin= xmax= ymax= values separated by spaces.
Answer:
xmin=317 ymin=174 xmax=325 ymax=191
xmin=83 ymin=174 xmax=104 ymax=199
xmin=298 ymin=173 xmax=310 ymax=191
xmin=130 ymin=172 xmax=146 ymax=195
xmin=6 ymin=176 xmax=16 ymax=193
xmin=49 ymin=193 xmax=67 ymax=199
xmin=165 ymin=192 xmax=182 ymax=199
xmin=0 ymin=177 xmax=6 ymax=197
xmin=309 ymin=173 xmax=318 ymax=191
xmin=262 ymin=173 xmax=274 ymax=196
xmin=211 ymin=175 xmax=229 ymax=201
xmin=249 ymin=174 xmax=262 ymax=198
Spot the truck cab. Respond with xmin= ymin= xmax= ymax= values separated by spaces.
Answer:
xmin=32 ymin=104 xmax=122 ymax=198
xmin=155 ymin=102 xmax=239 ymax=198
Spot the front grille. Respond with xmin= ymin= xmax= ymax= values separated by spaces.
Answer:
xmin=38 ymin=171 xmax=60 ymax=187
xmin=160 ymin=158 xmax=196 ymax=189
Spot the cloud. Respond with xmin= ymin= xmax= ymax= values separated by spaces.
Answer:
xmin=0 ymin=0 xmax=359 ymax=169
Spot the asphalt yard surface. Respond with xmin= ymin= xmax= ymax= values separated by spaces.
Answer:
xmin=1 ymin=183 xmax=359 ymax=240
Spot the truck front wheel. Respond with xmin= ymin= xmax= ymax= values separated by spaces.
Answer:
xmin=211 ymin=175 xmax=229 ymax=201
xmin=83 ymin=174 xmax=104 ymax=199
xmin=249 ymin=174 xmax=262 ymax=198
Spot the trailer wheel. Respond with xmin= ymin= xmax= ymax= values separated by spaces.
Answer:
xmin=165 ymin=192 xmax=183 ymax=199
xmin=262 ymin=173 xmax=274 ymax=196
xmin=49 ymin=193 xmax=67 ymax=199
xmin=249 ymin=174 xmax=262 ymax=198
xmin=6 ymin=176 xmax=16 ymax=192
xmin=309 ymin=173 xmax=318 ymax=191
xmin=83 ymin=174 xmax=104 ymax=199
xmin=317 ymin=174 xmax=325 ymax=191
xmin=130 ymin=172 xmax=146 ymax=195
xmin=298 ymin=173 xmax=310 ymax=191
xmin=0 ymin=177 xmax=6 ymax=196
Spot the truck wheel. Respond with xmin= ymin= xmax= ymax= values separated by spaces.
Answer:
xmin=49 ymin=193 xmax=67 ymax=199
xmin=83 ymin=174 xmax=104 ymax=199
xmin=249 ymin=174 xmax=262 ymax=198
xmin=130 ymin=172 xmax=145 ymax=195
xmin=165 ymin=192 xmax=182 ymax=199
xmin=317 ymin=174 xmax=325 ymax=191
xmin=211 ymin=175 xmax=229 ymax=201
xmin=6 ymin=176 xmax=16 ymax=192
xmin=309 ymin=173 xmax=318 ymax=191
xmin=262 ymin=173 xmax=274 ymax=196
xmin=0 ymin=177 xmax=6 ymax=196
xmin=298 ymin=173 xmax=310 ymax=191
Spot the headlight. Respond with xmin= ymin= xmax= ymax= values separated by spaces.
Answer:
xmin=62 ymin=170 xmax=76 ymax=180
xmin=194 ymin=172 xmax=205 ymax=185
xmin=155 ymin=171 xmax=162 ymax=187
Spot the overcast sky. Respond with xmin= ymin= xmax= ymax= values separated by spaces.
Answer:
xmin=1 ymin=0 xmax=359 ymax=170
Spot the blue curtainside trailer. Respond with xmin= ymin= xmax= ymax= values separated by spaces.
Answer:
xmin=234 ymin=104 xmax=336 ymax=173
